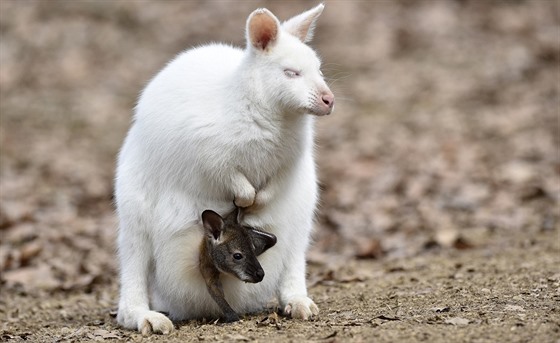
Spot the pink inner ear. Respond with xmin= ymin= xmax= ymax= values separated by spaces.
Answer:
xmin=250 ymin=12 xmax=278 ymax=50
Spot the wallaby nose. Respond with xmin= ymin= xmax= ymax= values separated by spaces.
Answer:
xmin=322 ymin=93 xmax=334 ymax=109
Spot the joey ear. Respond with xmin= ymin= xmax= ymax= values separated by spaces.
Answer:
xmin=201 ymin=210 xmax=224 ymax=240
xmin=282 ymin=3 xmax=325 ymax=43
xmin=247 ymin=228 xmax=277 ymax=256
xmin=246 ymin=8 xmax=280 ymax=51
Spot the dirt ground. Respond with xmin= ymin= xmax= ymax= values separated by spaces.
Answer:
xmin=0 ymin=1 xmax=559 ymax=342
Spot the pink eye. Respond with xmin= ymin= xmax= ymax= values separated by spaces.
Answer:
xmin=284 ymin=69 xmax=301 ymax=78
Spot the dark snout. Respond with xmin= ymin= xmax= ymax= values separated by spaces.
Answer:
xmin=247 ymin=266 xmax=265 ymax=283
xmin=243 ymin=264 xmax=265 ymax=283
xmin=254 ymin=267 xmax=265 ymax=282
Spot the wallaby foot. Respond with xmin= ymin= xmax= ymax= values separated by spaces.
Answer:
xmin=138 ymin=311 xmax=174 ymax=335
xmin=283 ymin=296 xmax=319 ymax=320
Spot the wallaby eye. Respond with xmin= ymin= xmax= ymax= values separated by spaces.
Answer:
xmin=284 ymin=69 xmax=301 ymax=78
xmin=233 ymin=253 xmax=243 ymax=260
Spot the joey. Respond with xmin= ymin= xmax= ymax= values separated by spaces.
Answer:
xmin=200 ymin=207 xmax=276 ymax=322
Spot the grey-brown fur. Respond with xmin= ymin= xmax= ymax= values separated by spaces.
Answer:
xmin=200 ymin=207 xmax=277 ymax=322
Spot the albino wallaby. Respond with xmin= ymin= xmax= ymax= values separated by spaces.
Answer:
xmin=115 ymin=3 xmax=334 ymax=334
xmin=200 ymin=207 xmax=277 ymax=322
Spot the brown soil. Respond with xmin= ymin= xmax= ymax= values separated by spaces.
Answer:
xmin=1 ymin=1 xmax=559 ymax=342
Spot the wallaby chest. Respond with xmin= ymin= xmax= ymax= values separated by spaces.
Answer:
xmin=228 ymin=115 xmax=307 ymax=188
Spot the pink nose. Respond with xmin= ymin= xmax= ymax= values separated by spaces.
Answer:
xmin=322 ymin=93 xmax=335 ymax=108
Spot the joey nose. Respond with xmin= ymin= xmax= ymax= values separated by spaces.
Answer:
xmin=255 ymin=268 xmax=264 ymax=281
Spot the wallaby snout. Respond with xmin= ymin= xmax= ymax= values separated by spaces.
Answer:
xmin=320 ymin=90 xmax=335 ymax=115
xmin=309 ymin=89 xmax=334 ymax=116
xmin=256 ymin=268 xmax=264 ymax=280
xmin=243 ymin=262 xmax=265 ymax=283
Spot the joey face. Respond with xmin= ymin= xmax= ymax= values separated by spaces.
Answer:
xmin=211 ymin=233 xmax=265 ymax=283
xmin=201 ymin=208 xmax=276 ymax=284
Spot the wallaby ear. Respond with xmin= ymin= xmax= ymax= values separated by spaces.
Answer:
xmin=201 ymin=210 xmax=224 ymax=241
xmin=247 ymin=228 xmax=277 ymax=256
xmin=282 ymin=3 xmax=324 ymax=43
xmin=246 ymin=8 xmax=280 ymax=51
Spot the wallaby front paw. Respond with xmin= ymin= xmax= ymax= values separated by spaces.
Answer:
xmin=138 ymin=311 xmax=174 ymax=335
xmin=250 ymin=187 xmax=273 ymax=212
xmin=284 ymin=296 xmax=319 ymax=320
xmin=234 ymin=188 xmax=256 ymax=208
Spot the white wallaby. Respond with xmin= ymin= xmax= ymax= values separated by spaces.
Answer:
xmin=115 ymin=3 xmax=334 ymax=334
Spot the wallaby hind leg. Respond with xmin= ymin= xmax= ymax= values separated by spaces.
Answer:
xmin=117 ymin=226 xmax=175 ymax=333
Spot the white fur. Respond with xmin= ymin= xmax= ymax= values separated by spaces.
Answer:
xmin=115 ymin=4 xmax=332 ymax=333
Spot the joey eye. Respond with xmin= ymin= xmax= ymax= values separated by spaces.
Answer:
xmin=233 ymin=253 xmax=243 ymax=260
xmin=284 ymin=69 xmax=301 ymax=78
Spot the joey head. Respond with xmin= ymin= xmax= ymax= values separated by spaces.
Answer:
xmin=200 ymin=207 xmax=277 ymax=322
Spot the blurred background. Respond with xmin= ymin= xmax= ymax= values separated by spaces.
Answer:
xmin=0 ymin=0 xmax=558 ymax=293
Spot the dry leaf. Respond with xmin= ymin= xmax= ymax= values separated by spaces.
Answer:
xmin=19 ymin=241 xmax=42 ymax=265
xmin=2 ymin=265 xmax=60 ymax=291
xmin=505 ymin=305 xmax=525 ymax=312
xmin=445 ymin=317 xmax=469 ymax=325
xmin=225 ymin=333 xmax=250 ymax=341
xmin=355 ymin=238 xmax=384 ymax=259
xmin=92 ymin=329 xmax=121 ymax=340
